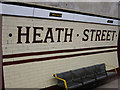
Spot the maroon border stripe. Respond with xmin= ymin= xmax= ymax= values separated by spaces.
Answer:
xmin=0 ymin=14 xmax=4 ymax=89
xmin=3 ymin=49 xmax=117 ymax=66
xmin=3 ymin=46 xmax=117 ymax=59
xmin=117 ymin=31 xmax=120 ymax=67
xmin=117 ymin=31 xmax=120 ymax=75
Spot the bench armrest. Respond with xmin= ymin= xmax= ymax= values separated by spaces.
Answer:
xmin=54 ymin=74 xmax=68 ymax=90
xmin=104 ymin=63 xmax=118 ymax=74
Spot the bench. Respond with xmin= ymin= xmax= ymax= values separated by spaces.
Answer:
xmin=53 ymin=63 xmax=117 ymax=90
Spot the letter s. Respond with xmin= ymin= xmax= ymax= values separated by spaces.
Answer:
xmin=82 ymin=29 xmax=89 ymax=41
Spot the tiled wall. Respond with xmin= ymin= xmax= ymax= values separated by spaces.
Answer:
xmin=0 ymin=14 xmax=3 ymax=90
xmin=3 ymin=52 xmax=118 ymax=88
xmin=2 ymin=16 xmax=118 ymax=55
xmin=2 ymin=16 xmax=119 ymax=88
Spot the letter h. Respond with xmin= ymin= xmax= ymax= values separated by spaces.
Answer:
xmin=17 ymin=26 xmax=30 ymax=44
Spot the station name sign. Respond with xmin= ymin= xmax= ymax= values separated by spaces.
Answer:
xmin=10 ymin=26 xmax=117 ymax=44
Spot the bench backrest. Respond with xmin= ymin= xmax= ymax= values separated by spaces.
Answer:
xmin=95 ymin=63 xmax=107 ymax=76
xmin=71 ymin=68 xmax=85 ymax=79
xmin=54 ymin=63 xmax=108 ymax=85
xmin=56 ymin=71 xmax=73 ymax=84
xmin=84 ymin=65 xmax=96 ymax=79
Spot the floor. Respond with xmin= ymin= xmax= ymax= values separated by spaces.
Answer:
xmin=93 ymin=75 xmax=120 ymax=90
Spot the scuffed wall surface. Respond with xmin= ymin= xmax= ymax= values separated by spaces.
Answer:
xmin=33 ymin=2 xmax=119 ymax=18
xmin=0 ymin=0 xmax=119 ymax=18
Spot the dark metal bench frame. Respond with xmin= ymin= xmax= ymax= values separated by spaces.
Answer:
xmin=53 ymin=63 xmax=117 ymax=90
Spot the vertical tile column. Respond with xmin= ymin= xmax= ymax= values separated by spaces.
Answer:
xmin=0 ymin=14 xmax=4 ymax=89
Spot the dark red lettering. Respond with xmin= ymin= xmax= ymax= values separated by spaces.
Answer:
xmin=64 ymin=28 xmax=73 ymax=42
xmin=101 ymin=30 xmax=107 ymax=41
xmin=106 ymin=30 xmax=111 ymax=41
xmin=112 ymin=31 xmax=116 ymax=41
xmin=82 ymin=29 xmax=89 ymax=41
xmin=90 ymin=30 xmax=96 ymax=41
xmin=17 ymin=26 xmax=30 ymax=44
xmin=95 ymin=30 xmax=101 ymax=41
xmin=32 ymin=27 xmax=43 ymax=43
xmin=56 ymin=28 xmax=64 ymax=42
xmin=44 ymin=28 xmax=54 ymax=43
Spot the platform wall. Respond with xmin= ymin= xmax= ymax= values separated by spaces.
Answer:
xmin=2 ymin=15 xmax=119 ymax=88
